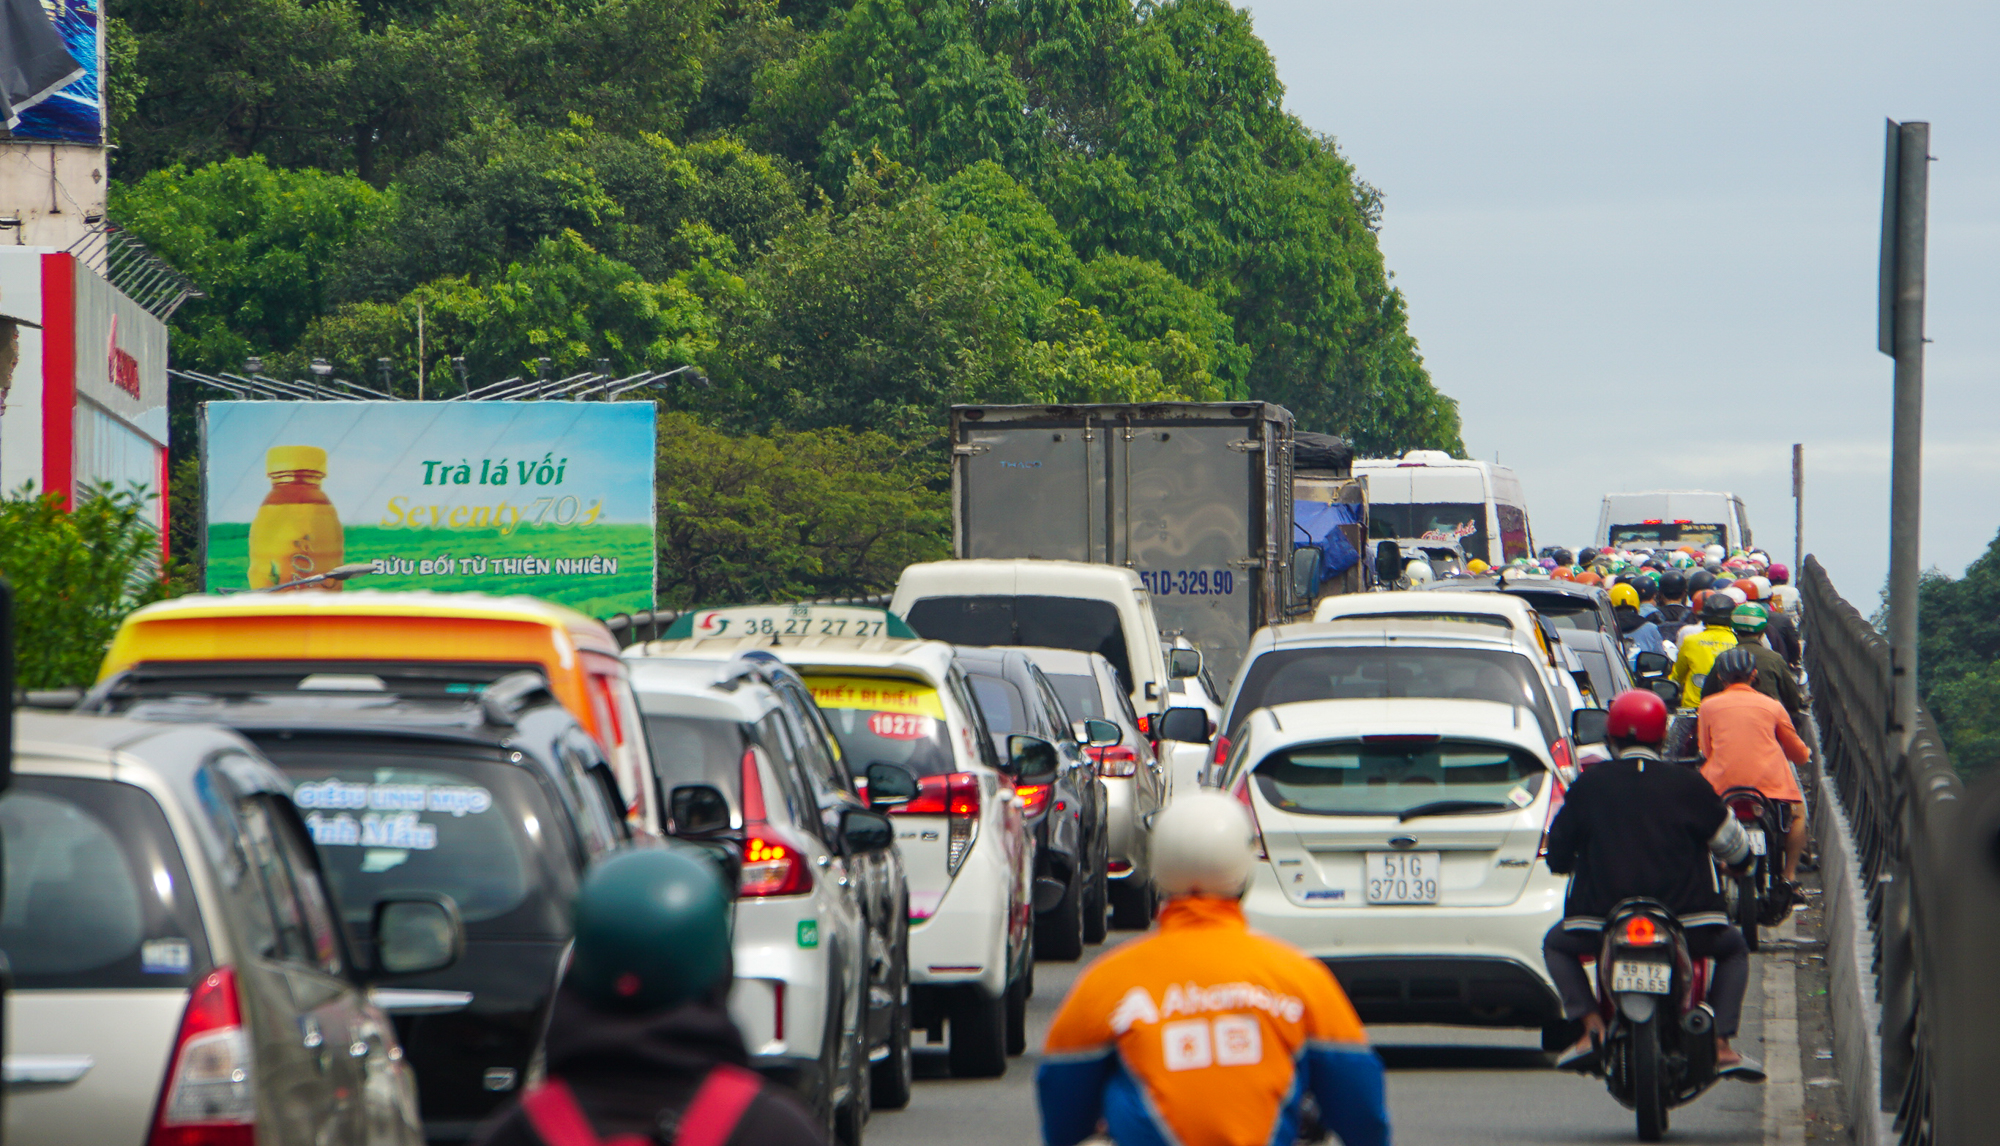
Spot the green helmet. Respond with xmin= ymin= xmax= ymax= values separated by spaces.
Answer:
xmin=568 ymin=848 xmax=732 ymax=1012
xmin=1731 ymin=602 xmax=1771 ymax=635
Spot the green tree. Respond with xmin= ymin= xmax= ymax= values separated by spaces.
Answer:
xmin=1918 ymin=528 xmax=2000 ymax=773
xmin=0 ymin=484 xmax=175 ymax=689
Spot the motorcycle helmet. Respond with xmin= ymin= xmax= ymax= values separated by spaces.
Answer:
xmin=1722 ymin=586 xmax=1749 ymax=607
xmin=1577 ymin=547 xmax=1599 ymax=568
xmin=1701 ymin=591 xmax=1736 ymax=624
xmin=1658 ymin=570 xmax=1687 ymax=600
xmin=1634 ymin=574 xmax=1660 ymax=601
xmin=1466 ymin=558 xmax=1490 ymax=574
xmin=1606 ymin=688 xmax=1669 ymax=746
xmin=1576 ymin=571 xmax=1603 ymax=586
xmin=1747 ymin=575 xmax=1772 ymax=601
xmin=1704 ymin=544 xmax=1727 ymax=562
xmin=1767 ymin=563 xmax=1790 ymax=585
xmin=1151 ymin=792 xmax=1258 ymax=898
xmin=1711 ymin=647 xmax=1759 ymax=688
xmin=1731 ymin=603 xmax=1770 ymax=635
xmin=1552 ymin=548 xmax=1575 ymax=567
xmin=568 ymin=847 xmax=733 ymax=1012
xmin=1403 ymin=560 xmax=1436 ymax=588
xmin=1551 ymin=567 xmax=1574 ymax=582
xmin=1688 ymin=569 xmax=1716 ymax=595
xmin=1609 ymin=582 xmax=1640 ymax=609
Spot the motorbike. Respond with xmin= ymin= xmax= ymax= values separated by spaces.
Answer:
xmin=1716 ymin=787 xmax=1792 ymax=951
xmin=1592 ymin=898 xmax=1724 ymax=1142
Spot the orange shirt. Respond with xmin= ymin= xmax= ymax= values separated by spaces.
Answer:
xmin=1698 ymin=682 xmax=1808 ymax=802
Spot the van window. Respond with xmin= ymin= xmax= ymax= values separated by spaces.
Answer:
xmin=1227 ymin=646 xmax=1559 ymax=746
xmin=1367 ymin=503 xmax=1487 ymax=563
xmin=904 ymin=595 xmax=1132 ymax=693
xmin=1608 ymin=522 xmax=1727 ymax=549
xmin=1253 ymin=739 xmax=1547 ymax=818
xmin=1496 ymin=503 xmax=1531 ymax=563
xmin=0 ymin=776 xmax=212 ymax=989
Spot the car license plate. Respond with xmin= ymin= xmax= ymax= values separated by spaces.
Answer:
xmin=1610 ymin=961 xmax=1673 ymax=995
xmin=1365 ymin=852 xmax=1440 ymax=904
xmin=1748 ymin=829 xmax=1767 ymax=856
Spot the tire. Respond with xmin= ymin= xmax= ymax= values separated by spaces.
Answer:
xmin=1083 ymin=856 xmax=1109 ymax=945
xmin=869 ymin=973 xmax=913 ymax=1110
xmin=1108 ymin=874 xmax=1155 ymax=931
xmin=1035 ymin=869 xmax=1085 ymax=961
xmin=1005 ymin=972 xmax=1028 ymax=1056
xmin=1633 ymin=1016 xmax=1668 ymax=1142
xmin=1736 ymin=871 xmax=1761 ymax=952
xmin=948 ymin=988 xmax=1008 ymax=1079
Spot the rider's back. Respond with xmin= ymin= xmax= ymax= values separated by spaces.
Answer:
xmin=1697 ymin=684 xmax=1807 ymax=803
xmin=1543 ymin=753 xmax=1733 ymax=930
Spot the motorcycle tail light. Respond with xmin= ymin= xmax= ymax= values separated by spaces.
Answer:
xmin=1728 ymin=796 xmax=1762 ymax=821
xmin=1621 ymin=915 xmax=1666 ymax=946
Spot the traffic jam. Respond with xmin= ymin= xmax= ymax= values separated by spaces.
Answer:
xmin=8 ymin=402 xmax=1809 ymax=1145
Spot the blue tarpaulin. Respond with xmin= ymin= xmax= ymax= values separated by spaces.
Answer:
xmin=1294 ymin=501 xmax=1362 ymax=583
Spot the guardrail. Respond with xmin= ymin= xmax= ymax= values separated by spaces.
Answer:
xmin=1800 ymin=557 xmax=2000 ymax=1146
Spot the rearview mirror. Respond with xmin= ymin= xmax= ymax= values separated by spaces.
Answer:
xmin=372 ymin=896 xmax=464 ymax=977
xmin=669 ymin=784 xmax=732 ymax=836
xmin=1374 ymin=541 xmax=1403 ymax=588
xmin=1290 ymin=546 xmax=1324 ymax=603
xmin=1006 ymin=734 xmax=1059 ymax=783
xmin=1571 ymin=707 xmax=1610 ymax=746
xmin=1168 ymin=647 xmax=1204 ymax=679
xmin=840 ymin=807 xmax=895 ymax=853
xmin=1082 ymin=718 xmax=1123 ymax=748
xmin=1650 ymin=679 xmax=1684 ymax=708
xmin=1157 ymin=706 xmax=1212 ymax=745
xmin=1632 ymin=651 xmax=1672 ymax=678
xmin=863 ymin=763 xmax=918 ymax=807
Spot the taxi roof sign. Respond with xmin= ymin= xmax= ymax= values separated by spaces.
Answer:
xmin=663 ymin=604 xmax=918 ymax=642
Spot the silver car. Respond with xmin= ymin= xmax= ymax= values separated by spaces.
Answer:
xmin=3 ymin=713 xmax=460 ymax=1145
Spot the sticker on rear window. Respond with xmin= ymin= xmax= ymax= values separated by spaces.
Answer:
xmin=867 ymin=713 xmax=936 ymax=740
xmin=298 ymin=780 xmax=495 ymax=852
xmin=142 ymin=938 xmax=192 ymax=973
xmin=805 ymin=676 xmax=946 ymax=717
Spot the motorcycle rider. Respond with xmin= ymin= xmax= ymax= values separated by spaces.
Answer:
xmin=1039 ymin=792 xmax=1390 ymax=1146
xmin=1746 ymin=577 xmax=1803 ymax=668
xmin=471 ymin=848 xmax=826 ymax=1146
xmin=1542 ymin=689 xmax=1760 ymax=1077
xmin=1654 ymin=569 xmax=1692 ymax=627
xmin=1768 ymin=564 xmax=1802 ymax=617
xmin=1609 ymin=582 xmax=1666 ymax=658
xmin=1669 ymin=592 xmax=1739 ymax=708
xmin=1698 ymin=647 xmax=1812 ymax=889
xmin=1700 ymin=604 xmax=1805 ymax=718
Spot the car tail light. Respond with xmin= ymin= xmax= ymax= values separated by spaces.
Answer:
xmin=149 ymin=967 xmax=255 ymax=1146
xmin=1135 ymin=713 xmax=1152 ymax=738
xmin=1537 ymin=773 xmax=1566 ymax=859
xmin=736 ymin=748 xmax=812 ymax=897
xmin=1232 ymin=776 xmax=1266 ymax=860
xmin=1550 ymin=736 xmax=1575 ymax=780
xmin=771 ymin=980 xmax=786 ymax=1042
xmin=889 ymin=773 xmax=981 ymax=874
xmin=1088 ymin=745 xmax=1139 ymax=777
xmin=1015 ymin=782 xmax=1052 ymax=817
xmin=1210 ymin=735 xmax=1231 ymax=769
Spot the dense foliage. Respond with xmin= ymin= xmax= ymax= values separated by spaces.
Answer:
xmin=1918 ymin=530 xmax=2000 ymax=774
xmin=0 ymin=485 xmax=174 ymax=688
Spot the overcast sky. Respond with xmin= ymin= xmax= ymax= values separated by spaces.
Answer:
xmin=1240 ymin=1 xmax=2000 ymax=602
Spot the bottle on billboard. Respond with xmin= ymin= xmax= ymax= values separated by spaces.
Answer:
xmin=249 ymin=446 xmax=345 ymax=590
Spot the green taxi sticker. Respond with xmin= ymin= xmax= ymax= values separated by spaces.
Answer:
xmin=797 ymin=920 xmax=820 ymax=949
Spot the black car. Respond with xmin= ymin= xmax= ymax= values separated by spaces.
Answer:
xmin=85 ymin=664 xmax=632 ymax=1142
xmin=1432 ymin=576 xmax=1621 ymax=643
xmin=953 ymin=646 xmax=1111 ymax=960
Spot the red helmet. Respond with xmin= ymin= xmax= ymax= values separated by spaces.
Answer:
xmin=1605 ymin=689 xmax=1669 ymax=745
xmin=1767 ymin=563 xmax=1790 ymax=585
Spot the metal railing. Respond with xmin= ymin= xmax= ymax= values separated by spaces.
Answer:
xmin=1800 ymin=556 xmax=2000 ymax=1146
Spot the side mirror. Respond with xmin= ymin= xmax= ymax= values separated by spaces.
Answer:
xmin=1650 ymin=679 xmax=1684 ymax=708
xmin=840 ymin=807 xmax=895 ymax=853
xmin=372 ymin=896 xmax=464 ymax=977
xmin=1082 ymin=718 xmax=1123 ymax=749
xmin=669 ymin=783 xmax=732 ymax=836
xmin=1157 ymin=706 xmax=1212 ymax=745
xmin=1290 ymin=546 xmax=1324 ymax=602
xmin=1007 ymin=734 xmax=1059 ymax=784
xmin=1633 ymin=651 xmax=1672 ymax=678
xmin=863 ymin=763 xmax=918 ymax=808
xmin=1374 ymin=541 xmax=1403 ymax=588
xmin=1571 ymin=707 xmax=1610 ymax=746
xmin=1168 ymin=647 xmax=1204 ymax=679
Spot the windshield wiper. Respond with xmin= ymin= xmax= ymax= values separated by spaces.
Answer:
xmin=1398 ymin=799 xmax=1510 ymax=823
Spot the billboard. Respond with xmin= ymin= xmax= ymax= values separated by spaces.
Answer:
xmin=203 ymin=401 xmax=657 ymax=615
xmin=11 ymin=0 xmax=103 ymax=143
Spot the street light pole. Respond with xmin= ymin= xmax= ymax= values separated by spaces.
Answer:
xmin=1881 ymin=119 xmax=1929 ymax=756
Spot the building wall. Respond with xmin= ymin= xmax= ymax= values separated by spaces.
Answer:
xmin=0 ymin=143 xmax=110 ymax=269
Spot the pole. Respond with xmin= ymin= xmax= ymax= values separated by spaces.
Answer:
xmin=1792 ymin=443 xmax=1803 ymax=573
xmin=417 ymin=303 xmax=426 ymax=401
xmin=1883 ymin=120 xmax=1928 ymax=756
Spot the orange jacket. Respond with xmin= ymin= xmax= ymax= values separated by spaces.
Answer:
xmin=1037 ymin=897 xmax=1388 ymax=1146
xmin=1698 ymin=682 xmax=1808 ymax=802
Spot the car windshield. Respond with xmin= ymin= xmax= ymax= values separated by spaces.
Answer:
xmin=805 ymin=675 xmax=960 ymax=779
xmin=1609 ymin=522 xmax=1727 ymax=548
xmin=1047 ymin=673 xmax=1108 ymax=721
xmin=1253 ymin=739 xmax=1546 ymax=818
xmin=265 ymin=742 xmax=570 ymax=937
xmin=0 ymin=775 xmax=212 ymax=990
xmin=1229 ymin=646 xmax=1558 ymax=745
xmin=904 ymin=595 xmax=1132 ymax=693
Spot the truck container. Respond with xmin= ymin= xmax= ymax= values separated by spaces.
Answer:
xmin=948 ymin=402 xmax=1323 ymax=685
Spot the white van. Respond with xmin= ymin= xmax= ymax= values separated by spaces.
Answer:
xmin=1354 ymin=451 xmax=1534 ymax=567
xmin=1596 ymin=491 xmax=1752 ymax=553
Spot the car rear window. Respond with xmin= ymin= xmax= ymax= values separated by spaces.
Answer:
xmin=904 ymin=595 xmax=1132 ymax=692
xmin=1509 ymin=594 xmax=1604 ymax=632
xmin=1253 ymin=739 xmax=1547 ymax=819
xmin=1046 ymin=673 xmax=1106 ymax=721
xmin=265 ymin=743 xmax=572 ymax=938
xmin=805 ymin=674 xmax=959 ymax=779
xmin=1228 ymin=646 xmax=1558 ymax=745
xmin=644 ymin=714 xmax=750 ymax=794
xmin=0 ymin=775 xmax=212 ymax=989
xmin=967 ymin=674 xmax=1028 ymax=734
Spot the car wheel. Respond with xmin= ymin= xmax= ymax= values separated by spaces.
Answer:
xmin=870 ymin=972 xmax=913 ymax=1110
xmin=1034 ymin=869 xmax=1085 ymax=961
xmin=1005 ymin=971 xmax=1028 ymax=1056
xmin=1108 ymin=873 xmax=1155 ymax=931
xmin=947 ymin=988 xmax=1008 ymax=1078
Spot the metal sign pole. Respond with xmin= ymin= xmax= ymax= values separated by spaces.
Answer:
xmin=1792 ymin=442 xmax=1803 ymax=574
xmin=1880 ymin=119 xmax=1928 ymax=757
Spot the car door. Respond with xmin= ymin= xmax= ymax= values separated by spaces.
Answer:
xmin=1027 ymin=664 xmax=1102 ymax=864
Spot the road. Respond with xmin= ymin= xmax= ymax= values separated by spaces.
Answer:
xmin=868 ymin=926 xmax=1792 ymax=1146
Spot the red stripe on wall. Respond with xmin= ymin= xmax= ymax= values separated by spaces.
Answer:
xmin=39 ymin=253 xmax=75 ymax=509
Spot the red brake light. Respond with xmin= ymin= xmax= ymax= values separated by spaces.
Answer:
xmin=887 ymin=773 xmax=981 ymax=873
xmin=1550 ymin=737 xmax=1575 ymax=779
xmin=1088 ymin=744 xmax=1139 ymax=777
xmin=1622 ymin=915 xmax=1661 ymax=945
xmin=1135 ymin=714 xmax=1152 ymax=736
xmin=149 ymin=967 xmax=255 ymax=1146
xmin=1232 ymin=777 xmax=1267 ymax=860
xmin=740 ymin=831 xmax=814 ymax=897
xmin=739 ymin=747 xmax=767 ymax=822
xmin=1537 ymin=773 xmax=1566 ymax=859
xmin=1210 ymin=734 xmax=1232 ymax=768
xmin=1015 ymin=783 xmax=1052 ymax=817
xmin=1728 ymin=796 xmax=1762 ymax=821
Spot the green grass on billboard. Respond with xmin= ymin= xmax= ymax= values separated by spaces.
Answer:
xmin=205 ymin=522 xmax=655 ymax=617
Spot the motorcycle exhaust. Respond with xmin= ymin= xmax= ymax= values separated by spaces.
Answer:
xmin=1682 ymin=1003 xmax=1714 ymax=1036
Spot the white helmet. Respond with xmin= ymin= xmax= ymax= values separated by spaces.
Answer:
xmin=1150 ymin=791 xmax=1257 ymax=899
xmin=1704 ymin=544 xmax=1726 ymax=562
xmin=1722 ymin=586 xmax=1748 ymax=606
xmin=1402 ymin=560 xmax=1435 ymax=588
xmin=1747 ymin=575 xmax=1772 ymax=601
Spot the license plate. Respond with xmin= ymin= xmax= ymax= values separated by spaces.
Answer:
xmin=1748 ymin=829 xmax=1767 ymax=856
xmin=1610 ymin=961 xmax=1673 ymax=995
xmin=1365 ymin=852 xmax=1441 ymax=904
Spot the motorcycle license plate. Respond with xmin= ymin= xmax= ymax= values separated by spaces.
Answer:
xmin=1365 ymin=852 xmax=1440 ymax=904
xmin=1748 ymin=829 xmax=1767 ymax=856
xmin=1611 ymin=961 xmax=1673 ymax=995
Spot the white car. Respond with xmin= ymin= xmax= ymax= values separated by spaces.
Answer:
xmin=629 ymin=605 xmax=1035 ymax=1079
xmin=1163 ymin=636 xmax=1223 ymax=797
xmin=1219 ymin=697 xmax=1569 ymax=1044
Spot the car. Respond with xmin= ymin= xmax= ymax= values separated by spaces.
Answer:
xmin=629 ymin=605 xmax=1035 ymax=1080
xmin=1558 ymin=628 xmax=1635 ymax=705
xmin=1425 ymin=575 xmax=1621 ymax=646
xmin=1217 ymin=697 xmax=1570 ymax=1044
xmin=3 ymin=712 xmax=455 ymax=1146
xmin=1016 ymin=645 xmax=1168 ymax=931
xmin=954 ymin=646 xmax=1113 ymax=958
xmin=624 ymin=652 xmax=907 ymax=1134
xmin=1161 ymin=636 xmax=1223 ymax=797
xmin=83 ymin=667 xmax=631 ymax=1142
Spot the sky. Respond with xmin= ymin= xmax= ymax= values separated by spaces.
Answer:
xmin=1239 ymin=1 xmax=2000 ymax=603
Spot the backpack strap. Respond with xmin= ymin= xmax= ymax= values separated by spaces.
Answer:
xmin=669 ymin=1064 xmax=764 ymax=1146
xmin=520 ymin=1078 xmax=652 ymax=1146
